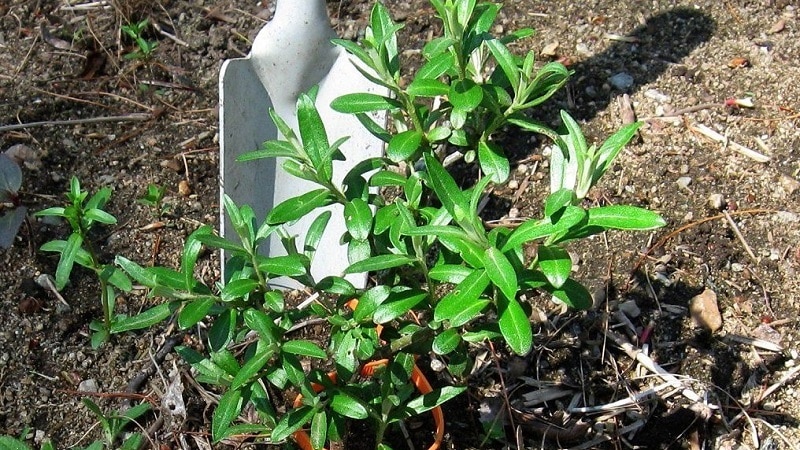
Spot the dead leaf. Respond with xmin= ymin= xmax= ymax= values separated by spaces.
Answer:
xmin=40 ymin=24 xmax=73 ymax=51
xmin=728 ymin=57 xmax=750 ymax=68
xmin=768 ymin=19 xmax=786 ymax=34
xmin=77 ymin=51 xmax=106 ymax=80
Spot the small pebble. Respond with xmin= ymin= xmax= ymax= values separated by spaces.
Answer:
xmin=689 ymin=288 xmax=722 ymax=332
xmin=609 ymin=72 xmax=634 ymax=90
xmin=676 ymin=176 xmax=692 ymax=189
xmin=516 ymin=163 xmax=528 ymax=174
xmin=178 ymin=180 xmax=191 ymax=196
xmin=708 ymin=193 xmax=725 ymax=210
xmin=78 ymin=378 xmax=99 ymax=393
xmin=507 ymin=179 xmax=519 ymax=190
xmin=644 ymin=88 xmax=670 ymax=103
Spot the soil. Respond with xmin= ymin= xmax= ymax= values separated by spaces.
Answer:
xmin=1 ymin=0 xmax=799 ymax=449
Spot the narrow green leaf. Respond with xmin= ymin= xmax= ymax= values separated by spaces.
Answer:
xmin=178 ymin=297 xmax=215 ymax=329
xmin=387 ymin=130 xmax=424 ymax=163
xmin=115 ymin=255 xmax=157 ymax=288
xmin=486 ymin=39 xmax=520 ymax=89
xmin=258 ymin=254 xmax=308 ymax=277
xmin=417 ymin=52 xmax=454 ymax=79
xmin=424 ymin=153 xmax=468 ymax=222
xmin=237 ymin=140 xmax=298 ymax=162
xmin=353 ymin=285 xmax=391 ymax=323
xmin=272 ymin=406 xmax=316 ymax=442
xmin=432 ymin=328 xmax=461 ymax=355
xmin=403 ymin=386 xmax=466 ymax=415
xmin=55 ymin=232 xmax=83 ymax=290
xmin=344 ymin=254 xmax=416 ymax=274
xmin=311 ymin=409 xmax=327 ymax=450
xmin=331 ymin=393 xmax=369 ymax=419
xmin=266 ymin=189 xmax=333 ymax=224
xmin=297 ymin=94 xmax=329 ymax=173
xmin=587 ymin=205 xmax=666 ymax=230
xmin=373 ymin=289 xmax=428 ymax=324
xmin=483 ymin=247 xmax=517 ymax=301
xmin=545 ymin=277 xmax=593 ymax=309
xmin=502 ymin=206 xmax=586 ymax=251
xmin=243 ymin=309 xmax=278 ymax=344
xmin=370 ymin=170 xmax=406 ymax=187
xmin=231 ymin=345 xmax=273 ymax=390
xmin=434 ymin=269 xmax=490 ymax=326
xmin=449 ymin=79 xmax=483 ymax=111
xmin=478 ymin=140 xmax=509 ymax=183
xmin=282 ymin=340 xmax=327 ymax=359
xmin=195 ymin=234 xmax=247 ymax=254
xmin=407 ymin=78 xmax=450 ymax=97
xmin=537 ymin=245 xmax=571 ymax=289
xmin=212 ymin=389 xmax=243 ymax=442
xmin=316 ymin=276 xmax=356 ymax=296
xmin=428 ymin=264 xmax=474 ymax=283
xmin=111 ymin=302 xmax=173 ymax=333
xmin=402 ymin=225 xmax=469 ymax=242
xmin=344 ymin=198 xmax=373 ymax=241
xmin=183 ymin=225 xmax=213 ymax=290
xmin=221 ymin=279 xmax=259 ymax=302
xmin=330 ymin=93 xmax=400 ymax=113
xmin=544 ymin=189 xmax=576 ymax=217
xmin=497 ymin=295 xmax=532 ymax=355
xmin=84 ymin=208 xmax=116 ymax=225
xmin=106 ymin=267 xmax=132 ymax=292
xmin=304 ymin=211 xmax=332 ymax=257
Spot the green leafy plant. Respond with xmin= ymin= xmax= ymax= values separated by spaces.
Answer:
xmin=137 ymin=183 xmax=168 ymax=216
xmin=35 ymin=177 xmax=159 ymax=348
xmin=0 ymin=153 xmax=27 ymax=249
xmin=112 ymin=0 xmax=665 ymax=448
xmin=121 ymin=19 xmax=158 ymax=60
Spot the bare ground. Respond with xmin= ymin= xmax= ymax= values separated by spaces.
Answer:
xmin=1 ymin=0 xmax=799 ymax=449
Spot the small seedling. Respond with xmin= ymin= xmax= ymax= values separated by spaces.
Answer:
xmin=35 ymin=177 xmax=148 ymax=348
xmin=0 ymin=154 xmax=27 ymax=249
xmin=137 ymin=183 xmax=168 ymax=216
xmin=121 ymin=19 xmax=158 ymax=60
xmin=82 ymin=398 xmax=150 ymax=450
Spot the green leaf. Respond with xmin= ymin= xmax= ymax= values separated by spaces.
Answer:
xmin=209 ymin=309 xmax=237 ymax=352
xmin=344 ymin=254 xmax=416 ymax=274
xmin=221 ymin=279 xmax=259 ymax=302
xmin=449 ymin=79 xmax=483 ymax=111
xmin=402 ymin=225 xmax=469 ymax=242
xmin=344 ymin=198 xmax=373 ymax=241
xmin=478 ymin=140 xmax=509 ymax=183
xmin=112 ymin=302 xmax=175 ymax=333
xmin=311 ymin=409 xmax=327 ymax=450
xmin=212 ymin=389 xmax=243 ymax=442
xmin=537 ymin=245 xmax=571 ymax=289
xmin=316 ymin=276 xmax=356 ymax=296
xmin=183 ymin=225 xmax=213 ymax=290
xmin=497 ymin=294 xmax=532 ymax=355
xmin=195 ymin=234 xmax=248 ymax=254
xmin=282 ymin=340 xmax=327 ymax=359
xmin=0 ymin=436 xmax=31 ymax=450
xmin=386 ymin=130 xmax=424 ymax=162
xmin=297 ymin=94 xmax=329 ymax=176
xmin=428 ymin=264 xmax=474 ymax=283
xmin=545 ymin=277 xmax=593 ymax=309
xmin=544 ymin=189 xmax=576 ymax=217
xmin=483 ymin=247 xmax=517 ymax=301
xmin=422 ymin=36 xmax=456 ymax=58
xmin=84 ymin=208 xmax=116 ymax=225
xmin=115 ymin=256 xmax=157 ymax=288
xmin=258 ymin=254 xmax=308 ymax=277
xmin=587 ymin=205 xmax=666 ymax=230
xmin=53 ymin=232 xmax=82 ymax=290
xmin=353 ymin=285 xmax=391 ymax=323
xmin=237 ymin=140 xmax=298 ymax=162
xmin=231 ymin=345 xmax=274 ymax=390
xmin=407 ymin=78 xmax=450 ymax=97
xmin=331 ymin=393 xmax=369 ymax=419
xmin=432 ymin=328 xmax=461 ymax=355
xmin=304 ymin=211 xmax=331 ymax=257
xmin=370 ymin=170 xmax=406 ymax=187
xmin=267 ymin=189 xmax=333 ymax=225
xmin=486 ymin=39 xmax=520 ymax=90
xmin=403 ymin=386 xmax=466 ymax=415
xmin=243 ymin=309 xmax=278 ymax=344
xmin=438 ymin=235 xmax=484 ymax=268
xmin=594 ymin=122 xmax=641 ymax=178
xmin=434 ymin=269 xmax=491 ymax=326
xmin=330 ymin=93 xmax=400 ymax=113
xmin=501 ymin=206 xmax=586 ymax=251
xmin=374 ymin=289 xmax=428 ymax=324
xmin=178 ymin=297 xmax=215 ymax=328
xmin=105 ymin=267 xmax=132 ymax=292
xmin=272 ymin=406 xmax=315 ymax=442
xmin=417 ymin=52 xmax=454 ymax=79
xmin=424 ymin=153 xmax=468 ymax=222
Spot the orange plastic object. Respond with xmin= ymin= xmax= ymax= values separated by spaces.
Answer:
xmin=292 ymin=300 xmax=444 ymax=450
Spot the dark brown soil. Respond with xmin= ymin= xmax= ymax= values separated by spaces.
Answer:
xmin=1 ymin=1 xmax=799 ymax=449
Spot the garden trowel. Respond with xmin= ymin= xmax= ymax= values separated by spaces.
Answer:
xmin=219 ymin=0 xmax=387 ymax=288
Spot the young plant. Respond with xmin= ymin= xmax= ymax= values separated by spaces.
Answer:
xmin=35 ymin=177 xmax=143 ymax=347
xmin=0 ymin=153 xmax=27 ymax=249
xmin=121 ymin=19 xmax=158 ymax=60
xmin=81 ymin=398 xmax=150 ymax=450
xmin=137 ymin=183 xmax=168 ymax=216
xmin=114 ymin=0 xmax=665 ymax=448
